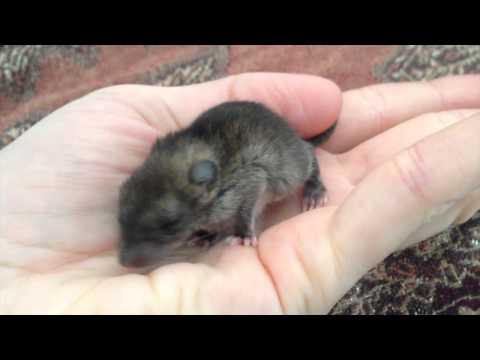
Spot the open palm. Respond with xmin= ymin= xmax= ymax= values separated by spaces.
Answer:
xmin=1 ymin=73 xmax=480 ymax=314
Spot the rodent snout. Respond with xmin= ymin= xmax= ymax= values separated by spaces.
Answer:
xmin=119 ymin=249 xmax=150 ymax=268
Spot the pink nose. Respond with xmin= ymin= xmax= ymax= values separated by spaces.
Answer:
xmin=120 ymin=252 xmax=149 ymax=268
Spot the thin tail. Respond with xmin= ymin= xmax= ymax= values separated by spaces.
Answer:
xmin=305 ymin=120 xmax=338 ymax=147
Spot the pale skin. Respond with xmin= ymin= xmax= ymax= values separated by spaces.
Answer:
xmin=1 ymin=73 xmax=480 ymax=314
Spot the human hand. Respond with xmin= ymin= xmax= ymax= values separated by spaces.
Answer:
xmin=1 ymin=73 xmax=479 ymax=314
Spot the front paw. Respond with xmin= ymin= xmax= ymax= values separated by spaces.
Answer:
xmin=225 ymin=235 xmax=259 ymax=247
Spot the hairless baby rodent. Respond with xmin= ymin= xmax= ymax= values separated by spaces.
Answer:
xmin=117 ymin=101 xmax=337 ymax=268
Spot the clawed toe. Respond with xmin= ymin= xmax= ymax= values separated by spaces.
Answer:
xmin=225 ymin=236 xmax=259 ymax=247
xmin=302 ymin=193 xmax=328 ymax=212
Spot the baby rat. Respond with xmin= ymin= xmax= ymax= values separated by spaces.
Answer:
xmin=117 ymin=101 xmax=336 ymax=268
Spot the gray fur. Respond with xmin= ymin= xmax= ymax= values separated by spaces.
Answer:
xmin=117 ymin=101 xmax=336 ymax=268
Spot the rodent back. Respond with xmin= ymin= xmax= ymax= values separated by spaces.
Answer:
xmin=187 ymin=101 xmax=313 ymax=193
xmin=188 ymin=102 xmax=306 ymax=163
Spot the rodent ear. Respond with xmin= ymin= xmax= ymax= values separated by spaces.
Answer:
xmin=189 ymin=160 xmax=217 ymax=185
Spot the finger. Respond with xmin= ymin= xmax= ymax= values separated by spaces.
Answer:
xmin=329 ymin=112 xmax=480 ymax=304
xmin=327 ymin=75 xmax=480 ymax=153
xmin=89 ymin=73 xmax=342 ymax=139
xmin=340 ymin=109 xmax=480 ymax=185
xmin=261 ymin=111 xmax=480 ymax=314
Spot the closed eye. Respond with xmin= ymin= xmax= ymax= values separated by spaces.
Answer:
xmin=138 ymin=221 xmax=178 ymax=234
xmin=161 ymin=219 xmax=180 ymax=229
xmin=137 ymin=214 xmax=180 ymax=231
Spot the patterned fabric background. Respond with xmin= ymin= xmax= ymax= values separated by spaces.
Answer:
xmin=1 ymin=45 xmax=479 ymax=314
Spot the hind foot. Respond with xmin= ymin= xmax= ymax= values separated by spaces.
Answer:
xmin=302 ymin=180 xmax=327 ymax=212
